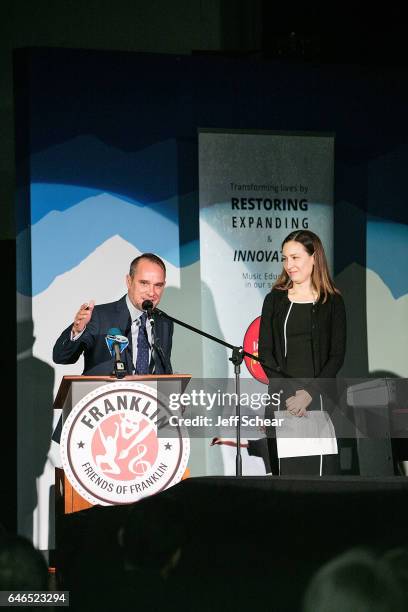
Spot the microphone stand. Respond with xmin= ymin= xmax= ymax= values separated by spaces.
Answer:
xmin=148 ymin=315 xmax=172 ymax=375
xmin=155 ymin=307 xmax=261 ymax=477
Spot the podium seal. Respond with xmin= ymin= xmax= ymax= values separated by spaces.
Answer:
xmin=60 ymin=381 xmax=190 ymax=505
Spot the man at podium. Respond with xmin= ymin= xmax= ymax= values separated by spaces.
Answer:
xmin=53 ymin=253 xmax=173 ymax=376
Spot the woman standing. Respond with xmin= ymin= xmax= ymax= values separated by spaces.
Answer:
xmin=258 ymin=230 xmax=346 ymax=475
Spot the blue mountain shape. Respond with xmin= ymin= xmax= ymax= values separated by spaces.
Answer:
xmin=28 ymin=191 xmax=180 ymax=296
xmin=30 ymin=136 xmax=179 ymax=224
xmin=367 ymin=218 xmax=408 ymax=299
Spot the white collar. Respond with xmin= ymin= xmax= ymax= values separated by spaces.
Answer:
xmin=125 ymin=295 xmax=144 ymax=322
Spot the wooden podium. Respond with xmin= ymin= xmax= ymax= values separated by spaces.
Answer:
xmin=54 ymin=374 xmax=191 ymax=515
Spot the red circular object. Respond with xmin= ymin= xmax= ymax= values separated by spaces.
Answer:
xmin=243 ymin=317 xmax=268 ymax=384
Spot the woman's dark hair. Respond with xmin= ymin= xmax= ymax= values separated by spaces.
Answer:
xmin=273 ymin=230 xmax=339 ymax=303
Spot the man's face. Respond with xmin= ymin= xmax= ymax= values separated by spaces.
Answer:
xmin=126 ymin=259 xmax=166 ymax=310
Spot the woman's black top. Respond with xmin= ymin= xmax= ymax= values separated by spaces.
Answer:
xmin=285 ymin=302 xmax=315 ymax=378
xmin=258 ymin=289 xmax=346 ymax=381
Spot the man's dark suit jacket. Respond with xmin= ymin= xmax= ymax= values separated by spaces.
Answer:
xmin=53 ymin=295 xmax=173 ymax=375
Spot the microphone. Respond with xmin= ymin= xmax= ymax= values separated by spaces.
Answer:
xmin=105 ymin=327 xmax=129 ymax=378
xmin=142 ymin=300 xmax=155 ymax=326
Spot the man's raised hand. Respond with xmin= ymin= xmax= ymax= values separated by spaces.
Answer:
xmin=72 ymin=300 xmax=95 ymax=335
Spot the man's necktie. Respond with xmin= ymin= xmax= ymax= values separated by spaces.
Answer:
xmin=135 ymin=312 xmax=150 ymax=374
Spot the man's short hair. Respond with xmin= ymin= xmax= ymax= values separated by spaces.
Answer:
xmin=129 ymin=253 xmax=166 ymax=277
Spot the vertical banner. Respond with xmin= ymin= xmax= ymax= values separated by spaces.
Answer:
xmin=199 ymin=130 xmax=334 ymax=379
